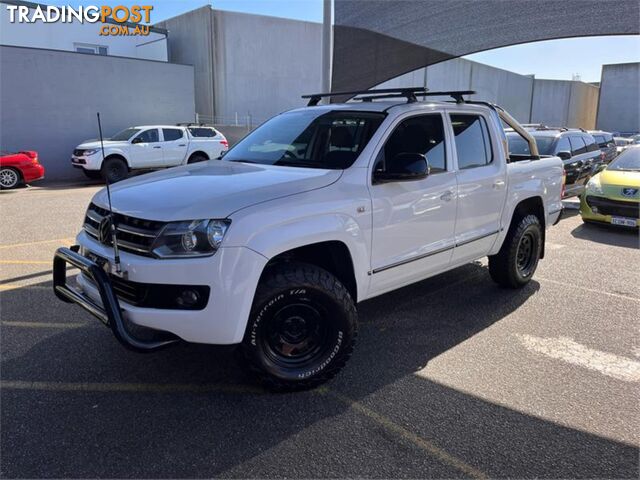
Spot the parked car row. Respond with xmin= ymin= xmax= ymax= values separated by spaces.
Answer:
xmin=71 ymin=124 xmax=229 ymax=183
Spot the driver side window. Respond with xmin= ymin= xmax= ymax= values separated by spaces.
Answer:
xmin=134 ymin=129 xmax=159 ymax=143
xmin=376 ymin=114 xmax=446 ymax=174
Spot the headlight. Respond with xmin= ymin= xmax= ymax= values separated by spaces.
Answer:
xmin=152 ymin=219 xmax=230 ymax=258
xmin=84 ymin=149 xmax=99 ymax=156
xmin=586 ymin=177 xmax=603 ymax=195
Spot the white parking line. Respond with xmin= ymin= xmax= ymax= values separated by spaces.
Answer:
xmin=516 ymin=334 xmax=640 ymax=383
xmin=537 ymin=276 xmax=640 ymax=303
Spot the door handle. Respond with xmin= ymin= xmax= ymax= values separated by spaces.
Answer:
xmin=178 ymin=144 xmax=187 ymax=147
xmin=153 ymin=146 xmax=162 ymax=149
xmin=493 ymin=180 xmax=505 ymax=189
xmin=440 ymin=190 xmax=453 ymax=202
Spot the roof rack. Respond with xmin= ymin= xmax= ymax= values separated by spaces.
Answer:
xmin=302 ymin=88 xmax=476 ymax=106
xmin=176 ymin=122 xmax=216 ymax=127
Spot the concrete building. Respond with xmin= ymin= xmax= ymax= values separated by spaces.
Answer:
xmin=377 ymin=58 xmax=600 ymax=129
xmin=596 ymin=62 xmax=640 ymax=134
xmin=0 ymin=0 xmax=168 ymax=61
xmin=157 ymin=7 xmax=322 ymax=126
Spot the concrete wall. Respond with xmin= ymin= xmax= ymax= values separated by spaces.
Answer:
xmin=530 ymin=79 xmax=599 ymax=129
xmin=159 ymin=8 xmax=322 ymax=125
xmin=0 ymin=1 xmax=168 ymax=61
xmin=0 ymin=45 xmax=195 ymax=181
xmin=597 ymin=62 xmax=640 ymax=133
xmin=156 ymin=7 xmax=214 ymax=118
xmin=377 ymin=58 xmax=598 ymax=128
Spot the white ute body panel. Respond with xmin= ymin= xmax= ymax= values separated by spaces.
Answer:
xmin=71 ymin=125 xmax=228 ymax=172
xmin=75 ymin=101 xmax=563 ymax=345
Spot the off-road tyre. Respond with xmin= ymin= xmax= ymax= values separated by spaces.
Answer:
xmin=101 ymin=157 xmax=128 ymax=183
xmin=241 ymin=262 xmax=357 ymax=391
xmin=489 ymin=214 xmax=542 ymax=289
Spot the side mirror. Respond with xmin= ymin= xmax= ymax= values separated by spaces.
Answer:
xmin=131 ymin=137 xmax=143 ymax=144
xmin=374 ymin=153 xmax=429 ymax=183
xmin=557 ymin=151 xmax=571 ymax=160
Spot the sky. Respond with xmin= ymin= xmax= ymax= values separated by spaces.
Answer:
xmin=36 ymin=0 xmax=640 ymax=83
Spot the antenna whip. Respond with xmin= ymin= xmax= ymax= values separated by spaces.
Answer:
xmin=97 ymin=112 xmax=122 ymax=274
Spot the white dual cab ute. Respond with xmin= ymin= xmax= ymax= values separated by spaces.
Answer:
xmin=71 ymin=124 xmax=228 ymax=183
xmin=54 ymin=88 xmax=564 ymax=391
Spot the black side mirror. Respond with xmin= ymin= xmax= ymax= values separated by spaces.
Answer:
xmin=374 ymin=153 xmax=429 ymax=183
xmin=557 ymin=151 xmax=571 ymax=160
xmin=131 ymin=137 xmax=142 ymax=144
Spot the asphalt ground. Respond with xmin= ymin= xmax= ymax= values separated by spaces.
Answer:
xmin=1 ymin=183 xmax=639 ymax=478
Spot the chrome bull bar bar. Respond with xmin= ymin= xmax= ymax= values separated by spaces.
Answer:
xmin=53 ymin=246 xmax=178 ymax=352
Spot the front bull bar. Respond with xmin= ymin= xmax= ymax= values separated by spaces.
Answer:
xmin=53 ymin=246 xmax=178 ymax=352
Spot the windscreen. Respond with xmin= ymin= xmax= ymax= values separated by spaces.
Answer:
xmin=223 ymin=110 xmax=385 ymax=169
xmin=608 ymin=148 xmax=640 ymax=171
xmin=110 ymin=128 xmax=141 ymax=141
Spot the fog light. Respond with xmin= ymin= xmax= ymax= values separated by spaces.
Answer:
xmin=176 ymin=289 xmax=200 ymax=308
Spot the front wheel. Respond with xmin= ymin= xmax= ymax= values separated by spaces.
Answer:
xmin=489 ymin=214 xmax=542 ymax=288
xmin=241 ymin=262 xmax=357 ymax=391
xmin=101 ymin=157 xmax=128 ymax=183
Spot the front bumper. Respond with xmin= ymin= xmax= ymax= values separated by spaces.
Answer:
xmin=580 ymin=194 xmax=639 ymax=227
xmin=71 ymin=154 xmax=101 ymax=170
xmin=53 ymin=246 xmax=178 ymax=352
xmin=53 ymin=232 xmax=268 ymax=345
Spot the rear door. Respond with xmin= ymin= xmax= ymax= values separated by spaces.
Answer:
xmin=449 ymin=112 xmax=507 ymax=263
xmin=129 ymin=128 xmax=163 ymax=168
xmin=161 ymin=128 xmax=188 ymax=166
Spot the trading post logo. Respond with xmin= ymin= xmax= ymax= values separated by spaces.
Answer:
xmin=5 ymin=4 xmax=154 ymax=36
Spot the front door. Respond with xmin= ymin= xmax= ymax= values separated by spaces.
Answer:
xmin=449 ymin=112 xmax=507 ymax=263
xmin=129 ymin=128 xmax=164 ymax=168
xmin=369 ymin=113 xmax=457 ymax=297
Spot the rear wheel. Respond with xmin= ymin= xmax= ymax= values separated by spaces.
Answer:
xmin=489 ymin=214 xmax=542 ymax=288
xmin=188 ymin=153 xmax=208 ymax=164
xmin=101 ymin=157 xmax=128 ymax=183
xmin=0 ymin=167 xmax=21 ymax=189
xmin=241 ymin=262 xmax=357 ymax=391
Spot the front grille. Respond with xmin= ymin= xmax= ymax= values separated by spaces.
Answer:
xmin=73 ymin=149 xmax=85 ymax=156
xmin=586 ymin=196 xmax=639 ymax=218
xmin=83 ymin=203 xmax=165 ymax=257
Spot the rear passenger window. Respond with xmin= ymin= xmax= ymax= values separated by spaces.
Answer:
xmin=380 ymin=114 xmax=446 ymax=173
xmin=188 ymin=127 xmax=216 ymax=138
xmin=450 ymin=114 xmax=493 ymax=169
xmin=162 ymin=129 xmax=183 ymax=141
xmin=569 ymin=136 xmax=586 ymax=155
xmin=585 ymin=136 xmax=599 ymax=152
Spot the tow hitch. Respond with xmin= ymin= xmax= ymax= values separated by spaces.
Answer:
xmin=53 ymin=246 xmax=178 ymax=352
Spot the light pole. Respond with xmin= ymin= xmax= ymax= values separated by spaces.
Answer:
xmin=321 ymin=0 xmax=332 ymax=95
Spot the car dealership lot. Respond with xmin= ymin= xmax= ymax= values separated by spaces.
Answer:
xmin=1 ymin=185 xmax=638 ymax=478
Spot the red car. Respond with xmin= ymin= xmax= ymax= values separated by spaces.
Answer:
xmin=0 ymin=151 xmax=45 ymax=189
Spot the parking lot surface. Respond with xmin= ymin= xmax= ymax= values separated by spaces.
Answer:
xmin=1 ymin=184 xmax=639 ymax=478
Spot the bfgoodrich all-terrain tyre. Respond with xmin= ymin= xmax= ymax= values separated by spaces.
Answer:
xmin=489 ymin=214 xmax=543 ymax=288
xmin=241 ymin=262 xmax=357 ymax=391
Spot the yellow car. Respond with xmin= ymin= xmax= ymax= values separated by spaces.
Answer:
xmin=580 ymin=145 xmax=640 ymax=228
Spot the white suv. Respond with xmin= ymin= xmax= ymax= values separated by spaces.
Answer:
xmin=54 ymin=89 xmax=564 ymax=391
xmin=71 ymin=125 xmax=228 ymax=182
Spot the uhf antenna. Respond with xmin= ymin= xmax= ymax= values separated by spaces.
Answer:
xmin=97 ymin=113 xmax=122 ymax=275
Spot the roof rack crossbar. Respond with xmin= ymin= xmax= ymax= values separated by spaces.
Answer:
xmin=302 ymin=87 xmax=429 ymax=106
xmin=302 ymin=88 xmax=476 ymax=106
